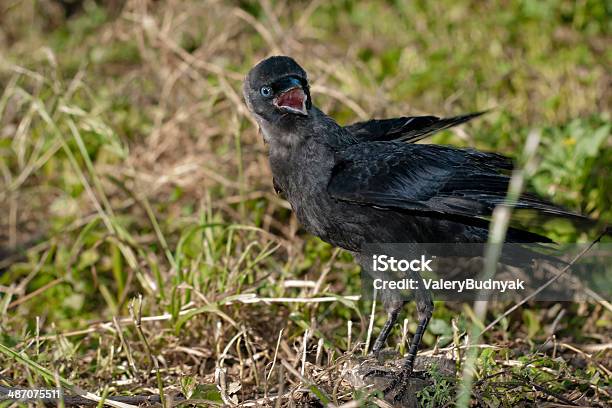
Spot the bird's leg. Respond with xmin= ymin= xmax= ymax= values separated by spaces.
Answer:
xmin=363 ymin=300 xmax=404 ymax=379
xmin=371 ymin=308 xmax=401 ymax=356
xmin=383 ymin=282 xmax=433 ymax=402
xmin=402 ymin=305 xmax=432 ymax=377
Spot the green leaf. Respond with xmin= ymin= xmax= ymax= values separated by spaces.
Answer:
xmin=191 ymin=384 xmax=223 ymax=404
xmin=522 ymin=309 xmax=541 ymax=339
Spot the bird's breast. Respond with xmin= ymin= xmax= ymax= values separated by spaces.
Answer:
xmin=269 ymin=142 xmax=344 ymax=238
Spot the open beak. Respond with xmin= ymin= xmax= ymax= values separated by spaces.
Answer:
xmin=273 ymin=77 xmax=308 ymax=116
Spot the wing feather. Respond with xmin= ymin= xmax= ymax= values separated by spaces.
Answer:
xmin=328 ymin=143 xmax=583 ymax=220
xmin=344 ymin=111 xmax=487 ymax=143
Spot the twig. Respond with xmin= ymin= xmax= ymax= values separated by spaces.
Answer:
xmin=514 ymin=375 xmax=579 ymax=406
xmin=301 ymin=330 xmax=310 ymax=376
xmin=266 ymin=329 xmax=284 ymax=382
xmin=364 ymin=288 xmax=377 ymax=356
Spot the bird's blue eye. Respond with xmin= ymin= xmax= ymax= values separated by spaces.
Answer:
xmin=260 ymin=86 xmax=272 ymax=97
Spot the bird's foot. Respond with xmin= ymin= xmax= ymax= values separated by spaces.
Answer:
xmin=382 ymin=369 xmax=411 ymax=402
xmin=353 ymin=357 xmax=437 ymax=407
xmin=362 ymin=366 xmax=427 ymax=406
xmin=381 ymin=369 xmax=428 ymax=406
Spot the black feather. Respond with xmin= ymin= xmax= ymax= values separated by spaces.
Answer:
xmin=328 ymin=143 xmax=583 ymax=220
xmin=345 ymin=111 xmax=488 ymax=143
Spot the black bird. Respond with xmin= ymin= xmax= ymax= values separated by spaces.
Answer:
xmin=243 ymin=56 xmax=581 ymax=400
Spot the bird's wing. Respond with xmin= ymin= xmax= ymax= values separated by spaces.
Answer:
xmin=344 ymin=111 xmax=487 ymax=144
xmin=328 ymin=143 xmax=582 ymax=219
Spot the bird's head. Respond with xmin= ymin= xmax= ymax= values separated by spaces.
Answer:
xmin=243 ymin=56 xmax=311 ymax=122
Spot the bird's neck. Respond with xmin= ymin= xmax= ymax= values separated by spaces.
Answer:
xmin=263 ymin=107 xmax=351 ymax=189
xmin=267 ymin=129 xmax=335 ymax=193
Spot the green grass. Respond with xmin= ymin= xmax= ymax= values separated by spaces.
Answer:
xmin=0 ymin=0 xmax=610 ymax=406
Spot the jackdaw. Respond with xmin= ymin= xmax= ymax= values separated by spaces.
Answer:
xmin=242 ymin=55 xmax=582 ymax=400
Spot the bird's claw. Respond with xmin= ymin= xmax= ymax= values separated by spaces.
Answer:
xmin=381 ymin=369 xmax=428 ymax=404
xmin=363 ymin=368 xmax=416 ymax=404
xmin=382 ymin=371 xmax=411 ymax=403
